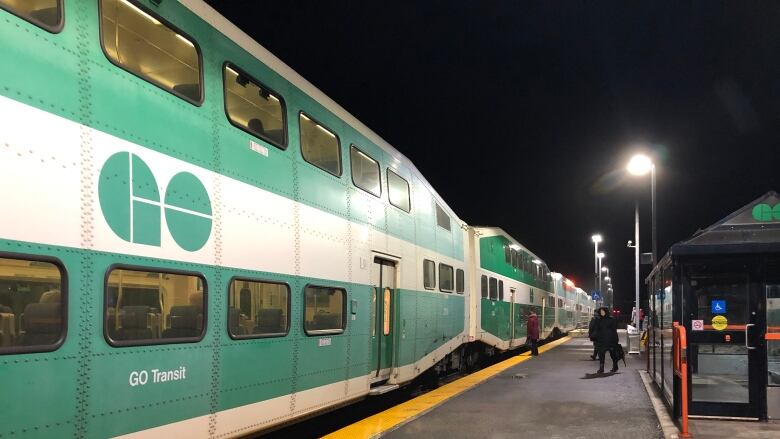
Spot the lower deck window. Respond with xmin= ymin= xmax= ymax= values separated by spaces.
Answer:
xmin=0 ymin=256 xmax=64 ymax=353
xmin=105 ymin=267 xmax=206 ymax=345
xmin=439 ymin=264 xmax=454 ymax=293
xmin=304 ymin=285 xmax=345 ymax=334
xmin=228 ymin=278 xmax=289 ymax=338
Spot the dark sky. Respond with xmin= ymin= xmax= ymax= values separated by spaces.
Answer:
xmin=205 ymin=0 xmax=779 ymax=310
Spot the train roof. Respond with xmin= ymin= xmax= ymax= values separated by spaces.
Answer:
xmin=472 ymin=226 xmax=548 ymax=265
xmin=180 ymin=0 xmax=463 ymax=224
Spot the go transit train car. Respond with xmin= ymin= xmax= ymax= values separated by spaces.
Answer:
xmin=469 ymin=227 xmax=559 ymax=351
xmin=0 ymin=0 xmax=590 ymax=437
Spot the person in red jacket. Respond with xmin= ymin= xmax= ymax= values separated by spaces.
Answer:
xmin=527 ymin=312 xmax=540 ymax=356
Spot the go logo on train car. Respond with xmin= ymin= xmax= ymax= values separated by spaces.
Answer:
xmin=98 ymin=152 xmax=212 ymax=251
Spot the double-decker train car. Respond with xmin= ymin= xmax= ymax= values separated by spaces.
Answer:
xmin=0 ymin=0 xmax=592 ymax=437
xmin=469 ymin=227 xmax=557 ymax=351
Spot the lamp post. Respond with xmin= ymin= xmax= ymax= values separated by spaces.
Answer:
xmin=627 ymin=153 xmax=656 ymax=328
xmin=597 ymin=252 xmax=605 ymax=295
xmin=591 ymin=234 xmax=602 ymax=298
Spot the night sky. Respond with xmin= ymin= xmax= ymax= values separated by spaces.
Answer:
xmin=204 ymin=1 xmax=779 ymax=311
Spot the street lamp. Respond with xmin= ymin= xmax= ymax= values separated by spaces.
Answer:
xmin=597 ymin=252 xmax=605 ymax=294
xmin=627 ymin=153 xmax=656 ymax=329
xmin=591 ymin=234 xmax=602 ymax=297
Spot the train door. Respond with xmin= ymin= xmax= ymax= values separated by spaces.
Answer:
xmin=685 ymin=262 xmax=766 ymax=419
xmin=370 ymin=257 xmax=396 ymax=380
xmin=766 ymin=283 xmax=780 ymax=419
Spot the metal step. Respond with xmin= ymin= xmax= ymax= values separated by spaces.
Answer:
xmin=368 ymin=384 xmax=399 ymax=396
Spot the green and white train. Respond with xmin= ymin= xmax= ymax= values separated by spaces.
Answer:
xmin=0 ymin=0 xmax=595 ymax=437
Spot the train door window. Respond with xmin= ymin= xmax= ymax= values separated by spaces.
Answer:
xmin=100 ymin=0 xmax=202 ymax=104
xmin=511 ymin=249 xmax=518 ymax=269
xmin=0 ymin=256 xmax=64 ymax=354
xmin=481 ymin=275 xmax=488 ymax=298
xmin=105 ymin=267 xmax=206 ymax=346
xmin=439 ymin=264 xmax=454 ymax=293
xmin=498 ymin=280 xmax=504 ymax=301
xmin=350 ymin=146 xmax=381 ymax=197
xmin=423 ymin=259 xmax=435 ymax=290
xmin=435 ymin=203 xmax=451 ymax=231
xmin=558 ymin=298 xmax=563 ymax=308
xmin=504 ymin=246 xmax=511 ymax=264
xmin=456 ymin=269 xmax=465 ymax=294
xmin=223 ymin=63 xmax=286 ymax=149
xmin=489 ymin=277 xmax=498 ymax=300
xmin=0 ymin=0 xmax=62 ymax=32
xmin=299 ymin=113 xmax=341 ymax=176
xmin=304 ymin=285 xmax=345 ymax=334
xmin=387 ymin=169 xmax=411 ymax=212
xmin=228 ymin=278 xmax=289 ymax=338
xmin=382 ymin=288 xmax=391 ymax=335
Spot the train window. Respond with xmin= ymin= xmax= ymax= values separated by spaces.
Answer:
xmin=510 ymin=249 xmax=518 ymax=269
xmin=498 ymin=280 xmax=504 ymax=301
xmin=304 ymin=285 xmax=345 ymax=334
xmin=435 ymin=203 xmax=451 ymax=231
xmin=0 ymin=257 xmax=64 ymax=354
xmin=300 ymin=113 xmax=341 ymax=176
xmin=0 ymin=0 xmax=62 ymax=32
xmin=558 ymin=298 xmax=563 ymax=308
xmin=480 ymin=275 xmax=488 ymax=298
xmin=228 ymin=278 xmax=289 ymax=338
xmin=105 ymin=267 xmax=206 ymax=346
xmin=439 ymin=264 xmax=454 ymax=293
xmin=387 ymin=169 xmax=411 ymax=212
xmin=423 ymin=259 xmax=435 ymax=290
xmin=223 ymin=63 xmax=286 ymax=149
xmin=504 ymin=246 xmax=511 ymax=264
xmin=100 ymin=0 xmax=202 ymax=104
xmin=350 ymin=146 xmax=381 ymax=197
xmin=456 ymin=269 xmax=465 ymax=294
xmin=489 ymin=277 xmax=497 ymax=300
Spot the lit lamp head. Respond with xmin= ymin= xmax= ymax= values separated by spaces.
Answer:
xmin=591 ymin=234 xmax=603 ymax=244
xmin=627 ymin=154 xmax=654 ymax=176
xmin=604 ymin=276 xmax=611 ymax=281
xmin=597 ymin=252 xmax=605 ymax=259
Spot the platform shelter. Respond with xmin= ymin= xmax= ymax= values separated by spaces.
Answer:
xmin=646 ymin=191 xmax=780 ymax=420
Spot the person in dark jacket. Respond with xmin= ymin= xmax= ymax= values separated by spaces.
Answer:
xmin=592 ymin=307 xmax=619 ymax=373
xmin=527 ymin=312 xmax=540 ymax=356
xmin=587 ymin=309 xmax=599 ymax=360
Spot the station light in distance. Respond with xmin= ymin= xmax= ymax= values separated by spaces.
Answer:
xmin=509 ymin=244 xmax=521 ymax=250
xmin=532 ymin=259 xmax=542 ymax=265
xmin=564 ymin=279 xmax=575 ymax=287
xmin=597 ymin=252 xmax=605 ymax=259
xmin=591 ymin=234 xmax=602 ymax=243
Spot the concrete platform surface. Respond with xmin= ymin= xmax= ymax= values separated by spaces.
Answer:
xmin=384 ymin=338 xmax=662 ymax=439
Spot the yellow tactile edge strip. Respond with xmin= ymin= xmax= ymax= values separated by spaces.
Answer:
xmin=323 ymin=336 xmax=572 ymax=439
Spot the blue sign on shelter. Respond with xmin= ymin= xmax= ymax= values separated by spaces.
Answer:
xmin=711 ymin=300 xmax=726 ymax=315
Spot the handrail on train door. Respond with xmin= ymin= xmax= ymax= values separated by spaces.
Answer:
xmin=673 ymin=322 xmax=692 ymax=438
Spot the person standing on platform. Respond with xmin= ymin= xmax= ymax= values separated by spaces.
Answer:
xmin=593 ymin=307 xmax=619 ymax=373
xmin=639 ymin=308 xmax=645 ymax=330
xmin=527 ymin=312 xmax=540 ymax=356
xmin=587 ymin=309 xmax=599 ymax=360
xmin=631 ymin=307 xmax=637 ymax=327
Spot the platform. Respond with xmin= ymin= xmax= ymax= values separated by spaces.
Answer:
xmin=382 ymin=337 xmax=661 ymax=438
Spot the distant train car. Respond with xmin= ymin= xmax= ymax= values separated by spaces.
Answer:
xmin=470 ymin=227 xmax=558 ymax=351
xmin=0 ymin=0 xmax=587 ymax=437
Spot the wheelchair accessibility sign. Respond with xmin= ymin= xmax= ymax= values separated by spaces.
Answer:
xmin=711 ymin=300 xmax=726 ymax=315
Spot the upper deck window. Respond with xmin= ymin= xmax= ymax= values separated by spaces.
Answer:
xmin=300 ymin=113 xmax=341 ymax=176
xmin=0 ymin=256 xmax=65 ymax=354
xmin=224 ymin=63 xmax=286 ymax=148
xmin=350 ymin=146 xmax=381 ymax=197
xmin=435 ymin=203 xmax=451 ymax=231
xmin=387 ymin=169 xmax=411 ymax=212
xmin=100 ymin=0 xmax=202 ymax=104
xmin=0 ymin=0 xmax=62 ymax=31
